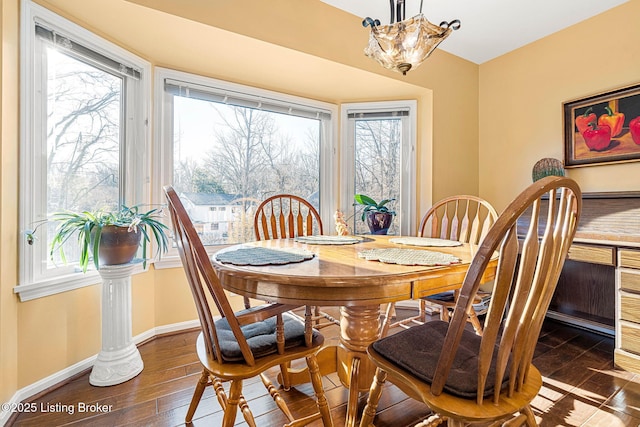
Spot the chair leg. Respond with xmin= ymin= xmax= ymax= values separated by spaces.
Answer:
xmin=418 ymin=299 xmax=427 ymax=323
xmin=380 ymin=303 xmax=395 ymax=337
xmin=467 ymin=307 xmax=484 ymax=336
xmin=359 ymin=368 xmax=388 ymax=427
xmin=310 ymin=306 xmax=340 ymax=329
xmin=261 ymin=372 xmax=295 ymax=422
xmin=413 ymin=414 xmax=446 ymax=427
xmin=440 ymin=305 xmax=451 ymax=322
xmin=212 ymin=377 xmax=227 ymax=412
xmin=186 ymin=369 xmax=209 ymax=423
xmin=306 ymin=354 xmax=334 ymax=427
xmin=314 ymin=306 xmax=321 ymax=327
xmin=279 ymin=362 xmax=292 ymax=390
xmin=223 ymin=380 xmax=243 ymax=427
xmin=238 ymin=394 xmax=257 ymax=427
xmin=522 ymin=405 xmax=537 ymax=427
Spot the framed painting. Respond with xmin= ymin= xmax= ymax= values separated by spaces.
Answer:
xmin=563 ymin=83 xmax=640 ymax=167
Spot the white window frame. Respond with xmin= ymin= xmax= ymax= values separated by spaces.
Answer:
xmin=153 ymin=68 xmax=338 ymax=268
xmin=340 ymin=101 xmax=417 ymax=236
xmin=16 ymin=1 xmax=151 ymax=301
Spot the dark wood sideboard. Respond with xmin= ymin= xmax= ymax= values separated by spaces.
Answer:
xmin=518 ymin=191 xmax=640 ymax=373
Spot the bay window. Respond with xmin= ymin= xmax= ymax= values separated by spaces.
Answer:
xmin=154 ymin=68 xmax=337 ymax=256
xmin=18 ymin=1 xmax=150 ymax=300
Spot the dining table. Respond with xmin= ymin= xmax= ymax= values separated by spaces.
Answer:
xmin=211 ymin=235 xmax=497 ymax=427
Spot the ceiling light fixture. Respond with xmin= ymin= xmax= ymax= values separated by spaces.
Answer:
xmin=362 ymin=0 xmax=460 ymax=75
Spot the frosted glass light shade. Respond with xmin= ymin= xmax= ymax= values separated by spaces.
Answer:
xmin=364 ymin=14 xmax=457 ymax=75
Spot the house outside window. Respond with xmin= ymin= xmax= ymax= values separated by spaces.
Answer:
xmin=155 ymin=68 xmax=337 ymax=250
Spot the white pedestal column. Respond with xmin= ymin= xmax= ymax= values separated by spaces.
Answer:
xmin=90 ymin=263 xmax=144 ymax=387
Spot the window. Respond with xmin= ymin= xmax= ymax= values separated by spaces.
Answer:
xmin=340 ymin=101 xmax=417 ymax=236
xmin=155 ymin=68 xmax=337 ymax=251
xmin=18 ymin=2 xmax=150 ymax=300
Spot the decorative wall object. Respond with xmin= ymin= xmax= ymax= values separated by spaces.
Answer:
xmin=564 ymin=83 xmax=640 ymax=167
xmin=532 ymin=158 xmax=565 ymax=182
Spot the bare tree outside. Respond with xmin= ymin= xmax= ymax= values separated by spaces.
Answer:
xmin=353 ymin=119 xmax=401 ymax=235
xmin=45 ymin=47 xmax=122 ymax=264
xmin=172 ymin=97 xmax=320 ymax=245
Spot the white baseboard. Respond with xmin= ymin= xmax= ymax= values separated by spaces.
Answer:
xmin=0 ymin=319 xmax=200 ymax=427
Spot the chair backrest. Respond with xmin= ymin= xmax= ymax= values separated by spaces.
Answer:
xmin=254 ymin=194 xmax=323 ymax=240
xmin=418 ymin=195 xmax=498 ymax=245
xmin=431 ymin=176 xmax=581 ymax=404
xmin=164 ymin=186 xmax=260 ymax=366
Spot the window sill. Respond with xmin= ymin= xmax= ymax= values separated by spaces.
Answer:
xmin=14 ymin=263 xmax=145 ymax=302
xmin=15 ymin=246 xmax=229 ymax=301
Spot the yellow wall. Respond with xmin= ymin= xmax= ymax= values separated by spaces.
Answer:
xmin=479 ymin=0 xmax=640 ymax=211
xmin=1 ymin=0 xmax=20 ymax=407
xmin=1 ymin=0 xmax=480 ymax=400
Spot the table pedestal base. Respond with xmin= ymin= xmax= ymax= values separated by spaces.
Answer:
xmin=279 ymin=305 xmax=381 ymax=427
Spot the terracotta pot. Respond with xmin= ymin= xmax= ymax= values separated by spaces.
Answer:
xmin=365 ymin=211 xmax=394 ymax=235
xmin=97 ymin=225 xmax=142 ymax=266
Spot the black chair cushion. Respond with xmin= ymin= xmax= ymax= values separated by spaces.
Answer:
xmin=424 ymin=291 xmax=455 ymax=303
xmin=372 ymin=320 xmax=509 ymax=398
xmin=215 ymin=311 xmax=317 ymax=362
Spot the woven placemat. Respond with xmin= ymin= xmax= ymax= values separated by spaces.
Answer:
xmin=358 ymin=248 xmax=460 ymax=266
xmin=294 ymin=235 xmax=363 ymax=245
xmin=216 ymin=247 xmax=314 ymax=266
xmin=389 ymin=237 xmax=462 ymax=247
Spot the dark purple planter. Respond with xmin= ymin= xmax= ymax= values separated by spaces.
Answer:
xmin=365 ymin=212 xmax=394 ymax=235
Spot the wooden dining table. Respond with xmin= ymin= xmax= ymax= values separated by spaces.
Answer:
xmin=211 ymin=235 xmax=497 ymax=427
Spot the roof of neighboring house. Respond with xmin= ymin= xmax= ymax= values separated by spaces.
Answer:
xmin=180 ymin=192 xmax=239 ymax=206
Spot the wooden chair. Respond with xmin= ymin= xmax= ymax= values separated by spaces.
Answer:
xmin=359 ymin=176 xmax=581 ymax=427
xmin=164 ymin=186 xmax=334 ymax=427
xmin=253 ymin=194 xmax=339 ymax=328
xmin=382 ymin=196 xmax=498 ymax=336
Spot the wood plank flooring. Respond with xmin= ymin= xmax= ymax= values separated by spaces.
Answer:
xmin=8 ymin=308 xmax=640 ymax=427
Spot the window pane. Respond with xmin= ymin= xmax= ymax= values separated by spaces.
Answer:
xmin=46 ymin=47 xmax=122 ymax=266
xmin=353 ymin=119 xmax=401 ymax=235
xmin=172 ymin=96 xmax=320 ymax=245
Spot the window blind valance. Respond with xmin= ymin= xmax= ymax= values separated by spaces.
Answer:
xmin=35 ymin=23 xmax=141 ymax=80
xmin=165 ymin=79 xmax=332 ymax=121
xmin=347 ymin=110 xmax=410 ymax=119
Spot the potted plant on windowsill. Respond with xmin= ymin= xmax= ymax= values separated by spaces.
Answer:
xmin=50 ymin=205 xmax=170 ymax=272
xmin=353 ymin=194 xmax=396 ymax=235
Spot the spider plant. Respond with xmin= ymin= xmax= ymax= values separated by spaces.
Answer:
xmin=50 ymin=205 xmax=169 ymax=272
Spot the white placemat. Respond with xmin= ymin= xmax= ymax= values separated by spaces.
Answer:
xmin=294 ymin=235 xmax=363 ymax=245
xmin=358 ymin=248 xmax=460 ymax=266
xmin=390 ymin=237 xmax=462 ymax=247
xmin=216 ymin=247 xmax=314 ymax=266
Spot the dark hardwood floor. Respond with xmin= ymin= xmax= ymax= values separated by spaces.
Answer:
xmin=8 ymin=307 xmax=640 ymax=427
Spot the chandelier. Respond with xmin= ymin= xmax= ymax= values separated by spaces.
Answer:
xmin=362 ymin=0 xmax=460 ymax=75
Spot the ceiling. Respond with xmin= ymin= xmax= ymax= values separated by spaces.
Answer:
xmin=320 ymin=0 xmax=629 ymax=64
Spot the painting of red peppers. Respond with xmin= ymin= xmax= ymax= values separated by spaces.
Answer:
xmin=564 ymin=82 xmax=640 ymax=167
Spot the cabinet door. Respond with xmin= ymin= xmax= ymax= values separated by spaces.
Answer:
xmin=567 ymin=244 xmax=615 ymax=265
xmin=620 ymin=249 xmax=640 ymax=270
xmin=620 ymin=293 xmax=640 ymax=324
xmin=551 ymin=260 xmax=615 ymax=327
